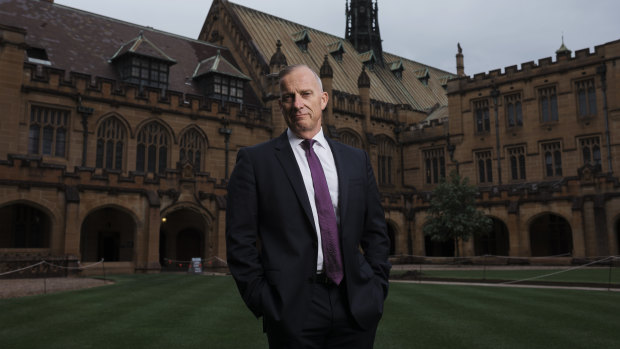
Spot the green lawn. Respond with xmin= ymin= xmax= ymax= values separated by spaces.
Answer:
xmin=1 ymin=274 xmax=619 ymax=349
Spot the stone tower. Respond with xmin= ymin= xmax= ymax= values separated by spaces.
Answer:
xmin=345 ymin=0 xmax=383 ymax=66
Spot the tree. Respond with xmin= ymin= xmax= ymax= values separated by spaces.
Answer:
xmin=423 ymin=171 xmax=492 ymax=257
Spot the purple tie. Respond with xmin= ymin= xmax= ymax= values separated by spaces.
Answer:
xmin=302 ymin=139 xmax=343 ymax=285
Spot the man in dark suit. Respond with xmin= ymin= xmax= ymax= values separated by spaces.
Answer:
xmin=226 ymin=64 xmax=391 ymax=348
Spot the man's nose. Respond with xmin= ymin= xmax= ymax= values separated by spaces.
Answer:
xmin=293 ymin=93 xmax=304 ymax=109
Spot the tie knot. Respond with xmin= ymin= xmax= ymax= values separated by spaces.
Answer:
xmin=302 ymin=139 xmax=316 ymax=150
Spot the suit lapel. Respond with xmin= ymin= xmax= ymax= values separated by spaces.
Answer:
xmin=273 ymin=132 xmax=316 ymax=232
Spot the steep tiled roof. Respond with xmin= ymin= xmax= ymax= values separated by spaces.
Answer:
xmin=0 ymin=0 xmax=258 ymax=105
xmin=224 ymin=1 xmax=450 ymax=111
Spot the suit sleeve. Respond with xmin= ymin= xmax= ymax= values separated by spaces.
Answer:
xmin=360 ymin=150 xmax=391 ymax=297
xmin=226 ymin=147 xmax=265 ymax=317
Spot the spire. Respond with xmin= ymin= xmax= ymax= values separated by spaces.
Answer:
xmin=269 ymin=40 xmax=288 ymax=67
xmin=345 ymin=0 xmax=383 ymax=66
xmin=320 ymin=55 xmax=333 ymax=78
xmin=358 ymin=66 xmax=370 ymax=88
xmin=456 ymin=42 xmax=465 ymax=77
xmin=555 ymin=35 xmax=571 ymax=58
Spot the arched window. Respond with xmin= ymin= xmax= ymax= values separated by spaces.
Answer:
xmin=179 ymin=128 xmax=206 ymax=171
xmin=136 ymin=122 xmax=169 ymax=174
xmin=338 ymin=130 xmax=363 ymax=149
xmin=542 ymin=142 xmax=562 ymax=177
xmin=96 ymin=117 xmax=126 ymax=170
xmin=28 ymin=105 xmax=68 ymax=157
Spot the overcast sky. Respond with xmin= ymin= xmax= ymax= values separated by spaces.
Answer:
xmin=55 ymin=0 xmax=619 ymax=76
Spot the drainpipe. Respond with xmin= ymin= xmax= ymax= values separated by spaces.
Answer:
xmin=77 ymin=97 xmax=94 ymax=167
xmin=219 ymin=120 xmax=232 ymax=180
xmin=597 ymin=63 xmax=612 ymax=174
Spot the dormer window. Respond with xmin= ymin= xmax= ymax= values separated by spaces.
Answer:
xmin=207 ymin=75 xmax=245 ymax=103
xmin=193 ymin=50 xmax=251 ymax=103
xmin=389 ymin=60 xmax=404 ymax=79
xmin=109 ymin=32 xmax=176 ymax=90
xmin=117 ymin=55 xmax=170 ymax=89
xmin=414 ymin=67 xmax=430 ymax=86
xmin=438 ymin=74 xmax=454 ymax=90
xmin=359 ymin=50 xmax=377 ymax=71
xmin=328 ymin=41 xmax=345 ymax=62
xmin=292 ymin=29 xmax=311 ymax=52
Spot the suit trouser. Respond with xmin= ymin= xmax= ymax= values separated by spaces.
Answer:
xmin=266 ymin=281 xmax=378 ymax=349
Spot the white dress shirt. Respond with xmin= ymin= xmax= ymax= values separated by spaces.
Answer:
xmin=287 ymin=128 xmax=339 ymax=272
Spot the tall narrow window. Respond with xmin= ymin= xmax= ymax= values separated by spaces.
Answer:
xmin=136 ymin=122 xmax=169 ymax=175
xmin=475 ymin=151 xmax=493 ymax=184
xmin=579 ymin=136 xmax=601 ymax=170
xmin=424 ymin=148 xmax=446 ymax=184
xmin=576 ymin=79 xmax=597 ymax=118
xmin=542 ymin=142 xmax=562 ymax=177
xmin=508 ymin=146 xmax=526 ymax=181
xmin=179 ymin=128 xmax=206 ymax=171
xmin=539 ymin=86 xmax=559 ymax=122
xmin=474 ymin=100 xmax=490 ymax=133
xmin=505 ymin=93 xmax=523 ymax=128
xmin=28 ymin=105 xmax=69 ymax=157
xmin=377 ymin=137 xmax=396 ymax=185
xmin=96 ymin=117 xmax=126 ymax=170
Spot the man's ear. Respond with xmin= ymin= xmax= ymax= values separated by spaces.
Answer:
xmin=320 ymin=92 xmax=329 ymax=110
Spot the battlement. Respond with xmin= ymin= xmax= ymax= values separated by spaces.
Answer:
xmin=22 ymin=63 xmax=271 ymax=126
xmin=401 ymin=116 xmax=448 ymax=143
xmin=447 ymin=39 xmax=620 ymax=93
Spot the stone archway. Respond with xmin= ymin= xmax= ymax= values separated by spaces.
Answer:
xmin=424 ymin=235 xmax=455 ymax=257
xmin=474 ymin=217 xmax=510 ymax=256
xmin=81 ymin=207 xmax=136 ymax=262
xmin=529 ymin=213 xmax=573 ymax=257
xmin=0 ymin=203 xmax=51 ymax=248
xmin=160 ymin=207 xmax=207 ymax=266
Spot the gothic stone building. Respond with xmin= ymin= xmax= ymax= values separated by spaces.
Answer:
xmin=1 ymin=0 xmax=618 ymax=276
xmin=0 ymin=0 xmax=271 ymax=274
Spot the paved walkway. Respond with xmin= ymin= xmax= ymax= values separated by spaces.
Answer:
xmin=391 ymin=279 xmax=620 ymax=292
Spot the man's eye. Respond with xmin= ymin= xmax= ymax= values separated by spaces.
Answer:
xmin=301 ymin=91 xmax=312 ymax=97
xmin=282 ymin=95 xmax=293 ymax=102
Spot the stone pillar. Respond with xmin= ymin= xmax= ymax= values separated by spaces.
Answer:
xmin=63 ymin=187 xmax=81 ymax=257
xmin=358 ymin=66 xmax=371 ymax=129
xmin=320 ymin=55 xmax=334 ymax=126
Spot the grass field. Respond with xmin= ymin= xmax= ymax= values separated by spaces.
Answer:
xmin=1 ymin=273 xmax=619 ymax=349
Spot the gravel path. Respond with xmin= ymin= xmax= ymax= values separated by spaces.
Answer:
xmin=0 ymin=278 xmax=111 ymax=299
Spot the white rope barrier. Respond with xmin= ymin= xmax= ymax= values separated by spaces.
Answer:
xmin=0 ymin=259 xmax=105 ymax=277
xmin=501 ymin=256 xmax=618 ymax=285
xmin=0 ymin=261 xmax=45 ymax=276
xmin=43 ymin=259 xmax=105 ymax=270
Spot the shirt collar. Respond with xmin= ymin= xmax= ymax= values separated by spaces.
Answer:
xmin=287 ymin=128 xmax=327 ymax=149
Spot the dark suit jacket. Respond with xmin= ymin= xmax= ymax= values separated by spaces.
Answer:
xmin=226 ymin=131 xmax=391 ymax=335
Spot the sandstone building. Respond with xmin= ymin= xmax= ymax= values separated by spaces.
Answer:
xmin=1 ymin=0 xmax=618 ymax=276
